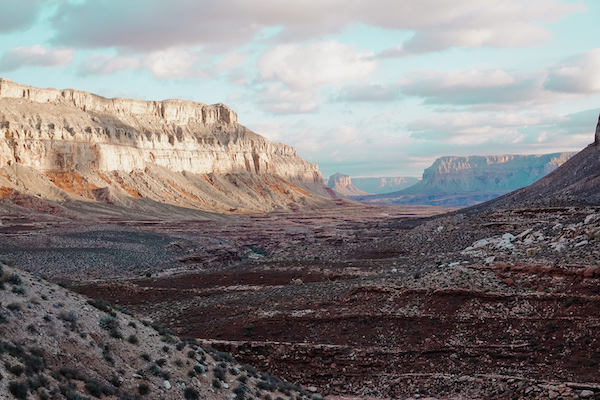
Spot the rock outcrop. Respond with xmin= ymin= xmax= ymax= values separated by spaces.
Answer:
xmin=0 ymin=79 xmax=333 ymax=213
xmin=326 ymin=173 xmax=370 ymax=196
xmin=355 ymin=152 xmax=576 ymax=206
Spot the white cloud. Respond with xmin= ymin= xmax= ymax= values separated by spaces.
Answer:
xmin=0 ymin=45 xmax=75 ymax=72
xmin=258 ymin=41 xmax=376 ymax=90
xmin=143 ymin=48 xmax=208 ymax=79
xmin=544 ymin=49 xmax=600 ymax=94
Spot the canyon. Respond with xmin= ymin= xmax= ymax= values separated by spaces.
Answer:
xmin=1 ymin=80 xmax=599 ymax=400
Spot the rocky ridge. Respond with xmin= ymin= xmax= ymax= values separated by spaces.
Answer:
xmin=0 ymin=79 xmax=332 ymax=213
xmin=355 ymin=152 xmax=575 ymax=206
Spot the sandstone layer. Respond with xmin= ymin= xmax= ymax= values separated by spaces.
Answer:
xmin=0 ymin=79 xmax=332 ymax=213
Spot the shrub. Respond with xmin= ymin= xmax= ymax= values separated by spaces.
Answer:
xmin=12 ymin=285 xmax=25 ymax=295
xmin=141 ymin=353 xmax=151 ymax=361
xmin=187 ymin=350 xmax=196 ymax=358
xmin=184 ymin=387 xmax=200 ymax=400
xmin=212 ymin=378 xmax=222 ymax=389
xmin=127 ymin=334 xmax=139 ymax=345
xmin=99 ymin=316 xmax=122 ymax=339
xmin=213 ymin=368 xmax=226 ymax=382
xmin=87 ymin=299 xmax=116 ymax=317
xmin=8 ymin=380 xmax=28 ymax=399
xmin=139 ymin=383 xmax=150 ymax=395
xmin=7 ymin=302 xmax=23 ymax=312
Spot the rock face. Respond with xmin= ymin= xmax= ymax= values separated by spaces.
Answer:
xmin=0 ymin=79 xmax=332 ymax=213
xmin=355 ymin=153 xmax=575 ymax=206
xmin=350 ymin=176 xmax=420 ymax=194
xmin=327 ymin=173 xmax=370 ymax=196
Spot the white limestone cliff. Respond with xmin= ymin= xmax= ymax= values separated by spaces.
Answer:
xmin=0 ymin=78 xmax=321 ymax=184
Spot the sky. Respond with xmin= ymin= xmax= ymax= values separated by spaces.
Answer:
xmin=1 ymin=0 xmax=599 ymax=179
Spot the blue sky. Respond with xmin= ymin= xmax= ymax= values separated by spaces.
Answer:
xmin=1 ymin=0 xmax=599 ymax=178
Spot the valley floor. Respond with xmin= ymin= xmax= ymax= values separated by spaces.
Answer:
xmin=1 ymin=203 xmax=599 ymax=399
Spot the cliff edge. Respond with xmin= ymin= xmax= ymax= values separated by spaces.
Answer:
xmin=0 ymin=79 xmax=334 ymax=214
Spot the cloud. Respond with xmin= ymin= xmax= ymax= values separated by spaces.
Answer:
xmin=406 ymin=110 xmax=597 ymax=150
xmin=336 ymin=83 xmax=400 ymax=102
xmin=143 ymin=48 xmax=208 ymax=79
xmin=544 ymin=49 xmax=600 ymax=94
xmin=256 ymin=84 xmax=319 ymax=114
xmin=258 ymin=41 xmax=376 ymax=90
xmin=0 ymin=45 xmax=75 ymax=72
xmin=77 ymin=48 xmax=210 ymax=79
xmin=0 ymin=0 xmax=43 ymax=33
xmin=48 ymin=0 xmax=582 ymax=55
xmin=78 ymin=54 xmax=140 ymax=76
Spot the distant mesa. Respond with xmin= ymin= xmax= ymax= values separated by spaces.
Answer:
xmin=0 ymin=78 xmax=339 ymax=215
xmin=327 ymin=173 xmax=371 ymax=196
xmin=354 ymin=152 xmax=576 ymax=207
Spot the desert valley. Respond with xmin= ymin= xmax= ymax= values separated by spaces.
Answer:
xmin=0 ymin=79 xmax=599 ymax=400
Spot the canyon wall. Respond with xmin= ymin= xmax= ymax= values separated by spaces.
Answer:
xmin=0 ymin=79 xmax=333 ymax=213
xmin=0 ymin=78 xmax=321 ymax=183
xmin=354 ymin=153 xmax=576 ymax=206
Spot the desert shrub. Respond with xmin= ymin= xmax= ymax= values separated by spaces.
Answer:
xmin=184 ymin=387 xmax=200 ymax=400
xmin=85 ymin=378 xmax=116 ymax=397
xmin=234 ymin=385 xmax=248 ymax=399
xmin=215 ymin=351 xmax=234 ymax=362
xmin=156 ymin=358 xmax=167 ymax=367
xmin=128 ymin=321 xmax=137 ymax=328
xmin=238 ymin=375 xmax=248 ymax=383
xmin=6 ymin=363 xmax=25 ymax=376
xmin=12 ymin=285 xmax=25 ymax=295
xmin=102 ymin=345 xmax=114 ymax=364
xmin=87 ymin=299 xmax=116 ymax=317
xmin=99 ymin=316 xmax=122 ymax=339
xmin=6 ymin=302 xmax=23 ymax=312
xmin=127 ymin=334 xmax=139 ymax=345
xmin=138 ymin=383 xmax=150 ymax=395
xmin=26 ymin=373 xmax=50 ymax=390
xmin=53 ymin=367 xmax=85 ymax=382
xmin=59 ymin=383 xmax=90 ymax=400
xmin=6 ymin=273 xmax=22 ymax=285
xmin=0 ymin=313 xmax=8 ymax=324
xmin=187 ymin=350 xmax=196 ymax=358
xmin=213 ymin=368 xmax=226 ymax=382
xmin=8 ymin=380 xmax=28 ymax=399
xmin=162 ymin=345 xmax=170 ymax=353
xmin=212 ymin=378 xmax=222 ymax=389
xmin=176 ymin=341 xmax=186 ymax=351
xmin=141 ymin=353 xmax=151 ymax=361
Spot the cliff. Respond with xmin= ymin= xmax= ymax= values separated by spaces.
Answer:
xmin=0 ymin=79 xmax=333 ymax=213
xmin=354 ymin=152 xmax=576 ymax=206
xmin=326 ymin=172 xmax=370 ymax=196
